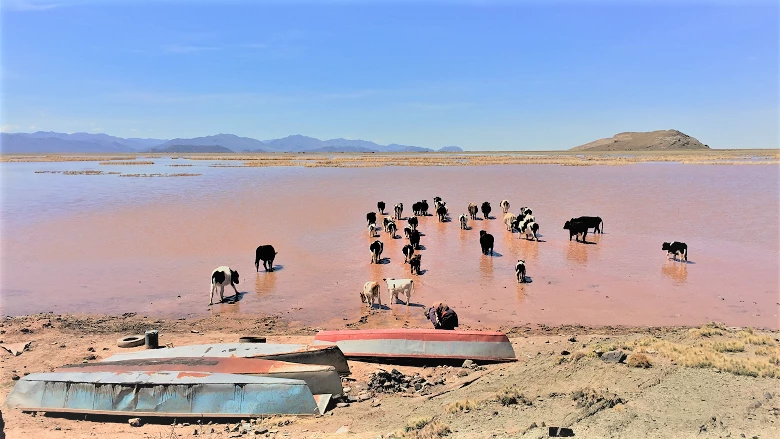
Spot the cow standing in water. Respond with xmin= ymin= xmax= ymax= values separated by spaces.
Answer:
xmin=402 ymin=244 xmax=415 ymax=263
xmin=481 ymin=202 xmax=492 ymax=220
xmin=370 ymin=240 xmax=384 ymax=264
xmin=662 ymin=241 xmax=688 ymax=261
xmin=515 ymin=260 xmax=527 ymax=283
xmin=254 ymin=245 xmax=277 ymax=272
xmin=210 ymin=266 xmax=239 ymax=305
xmin=394 ymin=203 xmax=404 ymax=220
xmin=468 ymin=203 xmax=479 ymax=220
xmin=500 ymin=200 xmax=510 ymax=214
xmin=479 ymin=230 xmax=494 ymax=256
xmin=377 ymin=201 xmax=386 ymax=215
xmin=459 ymin=214 xmax=468 ymax=230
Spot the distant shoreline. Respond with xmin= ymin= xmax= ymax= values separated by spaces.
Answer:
xmin=2 ymin=149 xmax=778 ymax=166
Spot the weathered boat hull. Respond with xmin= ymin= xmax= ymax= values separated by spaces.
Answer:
xmin=313 ymin=329 xmax=517 ymax=362
xmin=6 ymin=371 xmax=322 ymax=417
xmin=102 ymin=343 xmax=350 ymax=375
xmin=58 ymin=357 xmax=343 ymax=396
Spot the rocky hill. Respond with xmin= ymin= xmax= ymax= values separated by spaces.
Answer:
xmin=571 ymin=130 xmax=709 ymax=151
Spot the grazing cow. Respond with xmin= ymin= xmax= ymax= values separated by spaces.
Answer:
xmin=500 ymin=200 xmax=510 ymax=214
xmin=515 ymin=260 xmax=527 ymax=283
xmin=412 ymin=201 xmax=422 ymax=216
xmin=366 ymin=212 xmax=377 ymax=225
xmin=368 ymin=222 xmax=378 ymax=237
xmin=370 ymin=240 xmax=384 ymax=264
xmin=387 ymin=221 xmax=398 ymax=238
xmin=210 ymin=266 xmax=239 ymax=305
xmin=459 ymin=214 xmax=468 ymax=230
xmin=468 ymin=203 xmax=479 ymax=220
xmin=563 ymin=220 xmax=588 ymax=242
xmin=479 ymin=230 xmax=494 ymax=256
xmin=403 ymin=226 xmax=412 ymax=239
xmin=409 ymin=229 xmax=421 ymax=250
xmin=481 ymin=202 xmax=492 ymax=220
xmin=254 ymin=245 xmax=277 ymax=272
xmin=662 ymin=241 xmax=688 ymax=261
xmin=402 ymin=244 xmax=415 ymax=263
xmin=360 ymin=281 xmax=382 ymax=309
xmin=377 ymin=201 xmax=386 ymax=215
xmin=420 ymin=200 xmax=430 ymax=216
xmin=383 ymin=278 xmax=414 ymax=306
xmin=504 ymin=213 xmax=517 ymax=232
xmin=394 ymin=203 xmax=403 ymax=220
xmin=383 ymin=217 xmax=393 ymax=232
xmin=408 ymin=216 xmax=418 ymax=231
xmin=436 ymin=205 xmax=448 ymax=222
xmin=410 ymin=254 xmax=422 ymax=275
xmin=572 ymin=216 xmax=604 ymax=233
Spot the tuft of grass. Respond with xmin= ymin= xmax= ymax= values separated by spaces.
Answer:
xmin=626 ymin=353 xmax=653 ymax=368
xmin=402 ymin=420 xmax=451 ymax=439
xmin=405 ymin=417 xmax=432 ymax=432
xmin=571 ymin=351 xmax=586 ymax=362
xmin=445 ymin=399 xmax=476 ymax=414
xmin=710 ymin=340 xmax=746 ymax=353
xmin=738 ymin=328 xmax=776 ymax=346
xmin=496 ymin=386 xmax=532 ymax=406
xmin=690 ymin=322 xmax=726 ymax=338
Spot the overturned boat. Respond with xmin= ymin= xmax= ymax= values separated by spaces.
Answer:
xmin=6 ymin=371 xmax=328 ymax=417
xmin=102 ymin=343 xmax=350 ymax=374
xmin=57 ymin=357 xmax=343 ymax=396
xmin=313 ymin=329 xmax=517 ymax=362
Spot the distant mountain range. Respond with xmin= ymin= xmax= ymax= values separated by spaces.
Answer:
xmin=1 ymin=131 xmax=463 ymax=154
xmin=570 ymin=130 xmax=709 ymax=151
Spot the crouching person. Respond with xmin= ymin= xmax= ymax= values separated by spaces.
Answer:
xmin=425 ymin=302 xmax=459 ymax=330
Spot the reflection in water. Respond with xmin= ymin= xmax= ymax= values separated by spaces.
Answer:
xmin=662 ymin=260 xmax=688 ymax=283
xmin=255 ymin=272 xmax=277 ymax=295
xmin=515 ymin=238 xmax=540 ymax=262
xmin=479 ymin=255 xmax=494 ymax=281
xmin=566 ymin=241 xmax=588 ymax=264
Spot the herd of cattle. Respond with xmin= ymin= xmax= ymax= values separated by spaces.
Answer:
xmin=207 ymin=198 xmax=689 ymax=307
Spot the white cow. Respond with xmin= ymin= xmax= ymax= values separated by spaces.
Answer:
xmin=500 ymin=199 xmax=510 ymax=213
xmin=360 ymin=281 xmax=382 ymax=309
xmin=210 ymin=266 xmax=239 ymax=305
xmin=383 ymin=278 xmax=414 ymax=307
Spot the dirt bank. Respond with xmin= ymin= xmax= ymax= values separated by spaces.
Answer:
xmin=1 ymin=313 xmax=778 ymax=439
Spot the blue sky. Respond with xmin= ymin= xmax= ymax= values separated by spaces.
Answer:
xmin=1 ymin=0 xmax=777 ymax=150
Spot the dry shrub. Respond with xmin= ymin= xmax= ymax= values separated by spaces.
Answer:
xmin=710 ymin=340 xmax=746 ymax=353
xmin=63 ymin=170 xmax=104 ymax=175
xmin=626 ymin=353 xmax=653 ymax=368
xmin=405 ymin=417 xmax=433 ymax=432
xmin=402 ymin=419 xmax=450 ymax=438
xmin=738 ymin=328 xmax=776 ymax=346
xmin=98 ymin=161 xmax=154 ymax=165
xmin=571 ymin=351 xmax=586 ymax=362
xmin=690 ymin=322 xmax=726 ymax=338
xmin=445 ymin=399 xmax=476 ymax=413
xmin=119 ymin=173 xmax=201 ymax=177
xmin=496 ymin=386 xmax=532 ymax=406
xmin=167 ymin=164 xmax=194 ymax=167
xmin=571 ymin=388 xmax=624 ymax=409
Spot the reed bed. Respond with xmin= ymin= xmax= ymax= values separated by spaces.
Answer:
xmin=2 ymin=155 xmax=138 ymax=162
xmin=166 ymin=164 xmax=194 ymax=167
xmin=98 ymin=161 xmax=154 ymax=165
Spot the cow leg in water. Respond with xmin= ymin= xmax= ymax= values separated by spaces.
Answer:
xmin=219 ymin=284 xmax=225 ymax=303
xmin=231 ymin=282 xmax=239 ymax=297
xmin=209 ymin=284 xmax=215 ymax=305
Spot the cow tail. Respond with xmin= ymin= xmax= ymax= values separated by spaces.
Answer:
xmin=601 ymin=220 xmax=604 ymax=233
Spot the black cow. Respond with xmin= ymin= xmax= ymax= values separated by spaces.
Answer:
xmin=402 ymin=244 xmax=415 ymax=263
xmin=420 ymin=200 xmax=429 ymax=216
xmin=366 ymin=212 xmax=377 ymax=225
xmin=408 ymin=216 xmax=418 ymax=230
xmin=468 ymin=203 xmax=479 ymax=220
xmin=370 ymin=240 xmax=384 ymax=264
xmin=479 ymin=230 xmax=494 ymax=256
xmin=563 ymin=219 xmax=589 ymax=242
xmin=409 ymin=229 xmax=421 ymax=250
xmin=662 ymin=241 xmax=688 ymax=261
xmin=404 ymin=226 xmax=412 ymax=238
xmin=481 ymin=202 xmax=492 ymax=220
xmin=412 ymin=201 xmax=422 ymax=216
xmin=436 ymin=205 xmax=448 ymax=222
xmin=515 ymin=259 xmax=526 ymax=283
xmin=572 ymin=216 xmax=604 ymax=233
xmin=255 ymin=245 xmax=277 ymax=272
xmin=377 ymin=201 xmax=386 ymax=214
xmin=410 ymin=254 xmax=422 ymax=275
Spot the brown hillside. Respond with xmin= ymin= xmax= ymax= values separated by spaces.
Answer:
xmin=571 ymin=130 xmax=709 ymax=151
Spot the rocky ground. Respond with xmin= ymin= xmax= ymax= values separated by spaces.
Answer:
xmin=0 ymin=313 xmax=778 ymax=438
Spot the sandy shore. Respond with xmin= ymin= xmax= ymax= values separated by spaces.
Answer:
xmin=1 ymin=313 xmax=778 ymax=439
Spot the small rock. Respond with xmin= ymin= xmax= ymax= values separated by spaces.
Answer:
xmin=87 ymin=347 xmax=95 ymax=352
xmin=462 ymin=359 xmax=477 ymax=369
xmin=568 ymin=336 xmax=577 ymax=342
xmin=343 ymin=386 xmax=351 ymax=393
xmin=191 ymin=330 xmax=199 ymax=333
xmin=84 ymin=354 xmax=97 ymax=361
xmin=371 ymin=399 xmax=381 ymax=407
xmin=549 ymin=426 xmax=574 ymax=437
xmin=11 ymin=374 xmax=20 ymax=380
xmin=254 ymin=427 xmax=268 ymax=434
xmin=336 ymin=402 xmax=350 ymax=408
xmin=129 ymin=418 xmax=143 ymax=427
xmin=54 ymin=427 xmax=61 ymax=431
xmin=193 ymin=428 xmax=198 ymax=436
xmin=601 ymin=350 xmax=627 ymax=363
xmin=561 ymin=350 xmax=570 ymax=356
xmin=457 ymin=369 xmax=469 ymax=377
xmin=764 ymin=392 xmax=774 ymax=400
xmin=335 ymin=425 xmax=350 ymax=434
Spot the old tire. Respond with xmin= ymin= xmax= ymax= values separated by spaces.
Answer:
xmin=238 ymin=336 xmax=266 ymax=344
xmin=117 ymin=335 xmax=144 ymax=348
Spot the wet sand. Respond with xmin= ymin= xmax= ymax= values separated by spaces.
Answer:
xmin=1 ymin=161 xmax=778 ymax=329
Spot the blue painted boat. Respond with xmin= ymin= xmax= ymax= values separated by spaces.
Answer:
xmin=102 ymin=343 xmax=350 ymax=374
xmin=6 ymin=371 xmax=326 ymax=417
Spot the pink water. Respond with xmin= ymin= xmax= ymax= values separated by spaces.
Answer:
xmin=1 ymin=161 xmax=778 ymax=329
